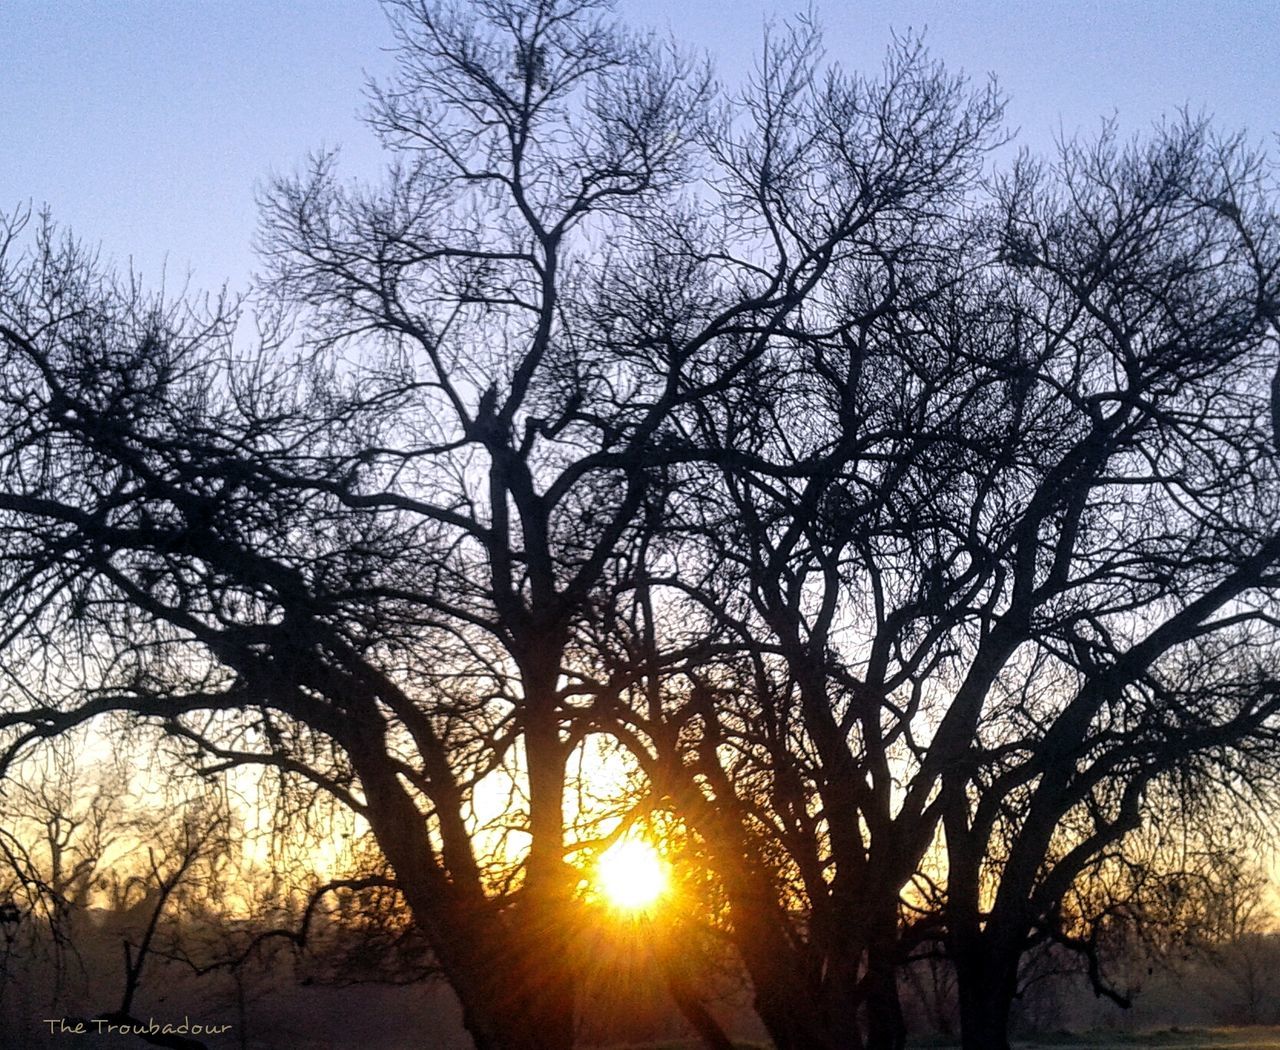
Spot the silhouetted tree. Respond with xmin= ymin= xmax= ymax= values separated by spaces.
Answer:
xmin=2 ymin=0 xmax=997 ymax=1043
xmin=600 ymin=113 xmax=1280 ymax=1050
xmin=934 ymin=122 xmax=1280 ymax=1050
xmin=0 ymin=740 xmax=235 ymax=1050
xmin=2 ymin=3 xmax=1279 ymax=1050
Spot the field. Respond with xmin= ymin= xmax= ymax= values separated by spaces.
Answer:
xmin=612 ymin=1033 xmax=1280 ymax=1050
xmin=880 ymin=1030 xmax=1280 ymax=1050
xmin=1007 ymin=1030 xmax=1280 ymax=1049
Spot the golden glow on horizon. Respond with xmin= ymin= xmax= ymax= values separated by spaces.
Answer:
xmin=595 ymin=838 xmax=668 ymax=913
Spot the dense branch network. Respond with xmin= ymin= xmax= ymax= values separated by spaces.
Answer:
xmin=0 ymin=4 xmax=1278 ymax=1050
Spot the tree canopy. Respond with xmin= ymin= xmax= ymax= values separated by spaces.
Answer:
xmin=2 ymin=3 xmax=1279 ymax=1050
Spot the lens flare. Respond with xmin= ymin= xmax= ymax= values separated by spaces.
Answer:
xmin=596 ymin=838 xmax=668 ymax=912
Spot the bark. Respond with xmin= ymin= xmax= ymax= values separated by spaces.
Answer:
xmin=863 ymin=947 xmax=907 ymax=1050
xmin=710 ymin=820 xmax=861 ymax=1050
xmin=349 ymin=733 xmax=573 ymax=1050
xmin=954 ymin=943 xmax=1018 ymax=1050
xmin=665 ymin=973 xmax=736 ymax=1050
xmin=512 ymin=641 xmax=578 ymax=1050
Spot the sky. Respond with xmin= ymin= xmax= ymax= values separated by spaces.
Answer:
xmin=3 ymin=0 xmax=1278 ymax=299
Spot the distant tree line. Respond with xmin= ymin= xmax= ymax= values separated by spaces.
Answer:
xmin=2 ymin=2 xmax=1279 ymax=1049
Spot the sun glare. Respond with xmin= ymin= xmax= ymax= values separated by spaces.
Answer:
xmin=596 ymin=838 xmax=668 ymax=913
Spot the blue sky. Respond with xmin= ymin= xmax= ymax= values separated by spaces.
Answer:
xmin=3 ymin=0 xmax=1277 ymax=297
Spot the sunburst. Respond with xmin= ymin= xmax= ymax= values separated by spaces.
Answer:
xmin=595 ymin=838 xmax=668 ymax=913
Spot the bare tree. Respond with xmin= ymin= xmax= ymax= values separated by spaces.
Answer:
xmin=935 ymin=122 xmax=1280 ymax=1050
xmin=0 ymin=739 xmax=236 ymax=1050
xmin=599 ymin=114 xmax=1280 ymax=1050
xmin=0 ymin=0 xmax=947 ymax=1041
xmin=2 ymin=4 xmax=1279 ymax=1050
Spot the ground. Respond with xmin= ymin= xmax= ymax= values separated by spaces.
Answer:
xmin=897 ymin=1030 xmax=1280 ymax=1050
xmin=1007 ymin=1029 xmax=1280 ymax=1049
xmin=610 ymin=1032 xmax=1280 ymax=1050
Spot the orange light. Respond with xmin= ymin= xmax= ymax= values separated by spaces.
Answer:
xmin=596 ymin=838 xmax=668 ymax=912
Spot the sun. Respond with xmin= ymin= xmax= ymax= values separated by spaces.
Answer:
xmin=595 ymin=837 xmax=668 ymax=913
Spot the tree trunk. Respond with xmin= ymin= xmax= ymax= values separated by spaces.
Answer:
xmin=816 ymin=942 xmax=867 ymax=1050
xmin=863 ymin=946 xmax=906 ymax=1050
xmin=350 ymin=733 xmax=574 ymax=1050
xmin=665 ymin=972 xmax=736 ymax=1050
xmin=514 ymin=647 xmax=578 ymax=1050
xmin=754 ymin=969 xmax=853 ymax=1050
xmin=728 ymin=876 xmax=858 ymax=1050
xmin=955 ymin=948 xmax=1017 ymax=1050
xmin=676 ymin=778 xmax=886 ymax=1049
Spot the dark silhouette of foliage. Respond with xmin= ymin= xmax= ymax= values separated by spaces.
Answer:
xmin=1 ymin=3 xmax=1279 ymax=1050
